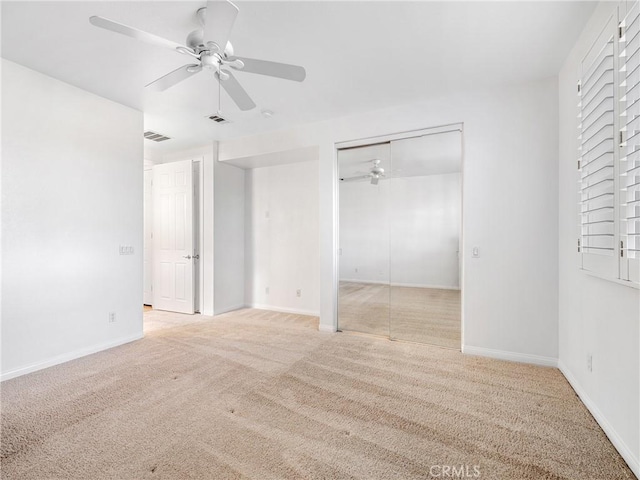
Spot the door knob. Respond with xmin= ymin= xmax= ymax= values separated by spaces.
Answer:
xmin=193 ymin=254 xmax=200 ymax=260
xmin=183 ymin=255 xmax=192 ymax=259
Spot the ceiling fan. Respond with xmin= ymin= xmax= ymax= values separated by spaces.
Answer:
xmin=89 ymin=0 xmax=306 ymax=111
xmin=340 ymin=159 xmax=386 ymax=185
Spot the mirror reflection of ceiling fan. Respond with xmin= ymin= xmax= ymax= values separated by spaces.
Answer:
xmin=89 ymin=0 xmax=306 ymax=111
xmin=340 ymin=159 xmax=386 ymax=185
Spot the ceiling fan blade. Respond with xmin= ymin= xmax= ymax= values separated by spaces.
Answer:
xmin=217 ymin=69 xmax=256 ymax=111
xmin=230 ymin=57 xmax=306 ymax=82
xmin=204 ymin=0 xmax=239 ymax=53
xmin=89 ymin=16 xmax=193 ymax=55
xmin=146 ymin=65 xmax=201 ymax=92
xmin=340 ymin=175 xmax=371 ymax=183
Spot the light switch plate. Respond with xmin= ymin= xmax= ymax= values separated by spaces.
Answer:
xmin=119 ymin=245 xmax=134 ymax=255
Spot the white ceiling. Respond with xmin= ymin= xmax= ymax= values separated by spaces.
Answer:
xmin=1 ymin=1 xmax=596 ymax=157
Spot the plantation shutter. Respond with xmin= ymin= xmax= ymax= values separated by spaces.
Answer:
xmin=578 ymin=16 xmax=618 ymax=278
xmin=620 ymin=1 xmax=640 ymax=283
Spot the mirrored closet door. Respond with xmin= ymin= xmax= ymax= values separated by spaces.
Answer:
xmin=337 ymin=129 xmax=462 ymax=348
xmin=337 ymin=143 xmax=391 ymax=337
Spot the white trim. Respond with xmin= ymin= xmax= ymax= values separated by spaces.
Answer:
xmin=581 ymin=268 xmax=640 ymax=289
xmin=462 ymin=345 xmax=558 ymax=367
xmin=0 ymin=333 xmax=143 ymax=382
xmin=340 ymin=279 xmax=460 ymax=290
xmin=336 ymin=123 xmax=464 ymax=150
xmin=250 ymin=303 xmax=320 ymax=317
xmin=214 ymin=304 xmax=246 ymax=315
xmin=559 ymin=361 xmax=640 ymax=478
xmin=196 ymin=158 xmax=205 ymax=313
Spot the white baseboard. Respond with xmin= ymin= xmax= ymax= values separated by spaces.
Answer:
xmin=558 ymin=361 xmax=640 ymax=479
xmin=250 ymin=303 xmax=320 ymax=317
xmin=462 ymin=345 xmax=558 ymax=367
xmin=0 ymin=332 xmax=144 ymax=382
xmin=214 ymin=304 xmax=247 ymax=315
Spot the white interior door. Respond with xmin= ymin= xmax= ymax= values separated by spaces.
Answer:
xmin=152 ymin=160 xmax=194 ymax=314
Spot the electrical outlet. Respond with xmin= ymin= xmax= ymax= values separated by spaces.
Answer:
xmin=265 ymin=287 xmax=269 ymax=295
xmin=109 ymin=312 xmax=116 ymax=323
xmin=587 ymin=353 xmax=593 ymax=372
xmin=296 ymin=289 xmax=301 ymax=297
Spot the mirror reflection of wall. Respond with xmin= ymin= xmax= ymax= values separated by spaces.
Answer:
xmin=337 ymin=129 xmax=462 ymax=348
xmin=338 ymin=143 xmax=391 ymax=337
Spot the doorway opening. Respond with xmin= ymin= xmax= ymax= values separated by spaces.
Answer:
xmin=142 ymin=156 xmax=206 ymax=332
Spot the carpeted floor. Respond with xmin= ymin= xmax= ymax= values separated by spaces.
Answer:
xmin=143 ymin=307 xmax=211 ymax=333
xmin=0 ymin=308 xmax=634 ymax=479
xmin=339 ymin=282 xmax=461 ymax=348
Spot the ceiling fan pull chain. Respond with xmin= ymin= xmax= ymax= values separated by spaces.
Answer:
xmin=218 ymin=73 xmax=222 ymax=115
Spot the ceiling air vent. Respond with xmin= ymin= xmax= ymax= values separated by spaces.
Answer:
xmin=207 ymin=114 xmax=229 ymax=124
xmin=144 ymin=131 xmax=171 ymax=142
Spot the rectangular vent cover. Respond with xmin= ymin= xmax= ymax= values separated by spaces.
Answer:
xmin=208 ymin=114 xmax=229 ymax=124
xmin=144 ymin=131 xmax=171 ymax=142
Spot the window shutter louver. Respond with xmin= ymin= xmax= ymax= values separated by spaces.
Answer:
xmin=578 ymin=22 xmax=618 ymax=277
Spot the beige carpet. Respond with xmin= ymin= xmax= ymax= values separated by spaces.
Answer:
xmin=339 ymin=282 xmax=461 ymax=348
xmin=143 ymin=307 xmax=211 ymax=333
xmin=1 ymin=308 xmax=634 ymax=480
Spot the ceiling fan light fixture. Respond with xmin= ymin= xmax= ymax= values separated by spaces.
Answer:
xmin=201 ymin=53 xmax=220 ymax=71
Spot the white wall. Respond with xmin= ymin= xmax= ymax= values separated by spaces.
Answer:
xmin=214 ymin=160 xmax=245 ymax=314
xmin=558 ymin=2 xmax=639 ymax=476
xmin=1 ymin=60 xmax=144 ymax=380
xmin=245 ymin=160 xmax=320 ymax=316
xmin=339 ymin=173 xmax=461 ymax=289
xmin=220 ymin=77 xmax=559 ymax=358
